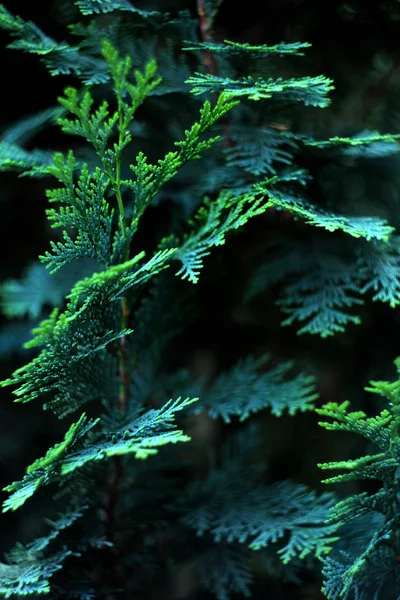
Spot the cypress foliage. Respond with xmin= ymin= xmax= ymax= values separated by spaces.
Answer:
xmin=1 ymin=1 xmax=400 ymax=598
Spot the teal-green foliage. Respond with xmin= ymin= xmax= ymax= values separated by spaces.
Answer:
xmin=1 ymin=1 xmax=400 ymax=599
xmin=316 ymin=359 xmax=400 ymax=598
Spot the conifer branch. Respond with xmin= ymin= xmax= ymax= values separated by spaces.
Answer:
xmin=4 ymin=5 xmax=400 ymax=598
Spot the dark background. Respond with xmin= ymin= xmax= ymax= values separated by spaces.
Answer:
xmin=1 ymin=0 xmax=400 ymax=596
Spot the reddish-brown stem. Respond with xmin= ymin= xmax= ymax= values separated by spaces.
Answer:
xmin=101 ymin=296 xmax=131 ymax=598
xmin=118 ymin=297 xmax=130 ymax=412
xmin=196 ymin=0 xmax=234 ymax=154
xmin=196 ymin=0 xmax=218 ymax=75
xmin=104 ymin=297 xmax=130 ymax=540
xmin=104 ymin=457 xmax=123 ymax=545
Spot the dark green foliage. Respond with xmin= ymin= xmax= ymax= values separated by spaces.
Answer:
xmin=192 ymin=354 xmax=318 ymax=421
xmin=0 ymin=508 xmax=90 ymax=597
xmin=185 ymin=478 xmax=339 ymax=561
xmin=196 ymin=545 xmax=253 ymax=600
xmin=316 ymin=359 xmax=400 ymax=598
xmin=0 ymin=261 xmax=97 ymax=319
xmin=1 ymin=1 xmax=400 ymax=599
xmin=187 ymin=72 xmax=334 ymax=106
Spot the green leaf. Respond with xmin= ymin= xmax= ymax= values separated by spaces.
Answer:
xmin=3 ymin=414 xmax=98 ymax=511
xmin=76 ymin=0 xmax=166 ymax=21
xmin=3 ymin=398 xmax=198 ymax=512
xmin=195 ymin=354 xmax=318 ymax=421
xmin=0 ymin=508 xmax=85 ymax=596
xmin=0 ymin=5 xmax=106 ymax=84
xmin=187 ymin=73 xmax=333 ymax=107
xmin=0 ymin=260 xmax=98 ymax=319
xmin=306 ymin=131 xmax=400 ymax=158
xmin=316 ymin=359 xmax=400 ymax=597
xmin=183 ymin=39 xmax=312 ymax=59
xmin=126 ymin=93 xmax=239 ymax=230
xmin=175 ymin=190 xmax=270 ymax=283
xmin=357 ymin=238 xmax=400 ymax=307
xmin=255 ymin=187 xmax=394 ymax=241
xmin=186 ymin=480 xmax=339 ymax=564
xmin=0 ymin=142 xmax=54 ymax=177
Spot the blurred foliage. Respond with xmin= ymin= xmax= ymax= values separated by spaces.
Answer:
xmin=1 ymin=0 xmax=400 ymax=598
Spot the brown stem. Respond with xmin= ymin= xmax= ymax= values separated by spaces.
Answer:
xmin=104 ymin=298 xmax=130 ymax=532
xmin=196 ymin=0 xmax=218 ymax=75
xmin=196 ymin=0 xmax=234 ymax=154
xmin=118 ymin=297 xmax=130 ymax=412
xmin=102 ymin=295 xmax=131 ymax=598
xmin=105 ymin=458 xmax=123 ymax=545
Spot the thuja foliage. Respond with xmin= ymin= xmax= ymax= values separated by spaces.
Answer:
xmin=1 ymin=1 xmax=400 ymax=599
xmin=316 ymin=361 xmax=400 ymax=599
